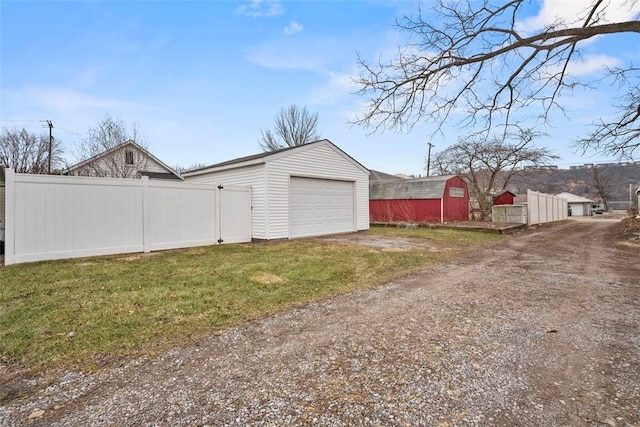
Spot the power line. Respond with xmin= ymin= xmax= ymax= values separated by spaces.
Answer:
xmin=56 ymin=127 xmax=83 ymax=137
xmin=0 ymin=119 xmax=44 ymax=122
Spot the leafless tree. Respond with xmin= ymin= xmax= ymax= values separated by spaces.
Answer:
xmin=173 ymin=162 xmax=207 ymax=175
xmin=0 ymin=128 xmax=64 ymax=174
xmin=260 ymin=105 xmax=321 ymax=152
xmin=354 ymin=0 xmax=640 ymax=157
xmin=73 ymin=114 xmax=149 ymax=178
xmin=433 ymin=129 xmax=557 ymax=215
xmin=588 ymin=165 xmax=613 ymax=210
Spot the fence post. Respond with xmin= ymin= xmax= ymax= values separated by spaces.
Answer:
xmin=142 ymin=176 xmax=150 ymax=253
xmin=4 ymin=169 xmax=15 ymax=265
xmin=527 ymin=189 xmax=533 ymax=226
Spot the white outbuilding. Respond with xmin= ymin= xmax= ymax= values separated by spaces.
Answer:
xmin=556 ymin=192 xmax=594 ymax=216
xmin=183 ymin=139 xmax=370 ymax=240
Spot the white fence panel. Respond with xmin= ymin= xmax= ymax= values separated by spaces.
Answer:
xmin=527 ymin=190 xmax=568 ymax=226
xmin=147 ymin=180 xmax=219 ymax=251
xmin=219 ymin=186 xmax=252 ymax=244
xmin=3 ymin=169 xmax=252 ymax=265
xmin=0 ymin=186 xmax=5 ymax=230
xmin=11 ymin=173 xmax=144 ymax=264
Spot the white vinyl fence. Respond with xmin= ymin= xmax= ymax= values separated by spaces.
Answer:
xmin=3 ymin=169 xmax=251 ymax=265
xmin=527 ymin=189 xmax=568 ymax=226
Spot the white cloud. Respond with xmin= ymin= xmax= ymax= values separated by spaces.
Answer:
xmin=246 ymin=37 xmax=338 ymax=70
xmin=307 ymin=70 xmax=359 ymax=107
xmin=17 ymin=86 xmax=134 ymax=112
xmin=566 ymin=54 xmax=621 ymax=76
xmin=284 ymin=21 xmax=303 ymax=36
xmin=518 ymin=0 xmax=640 ymax=33
xmin=236 ymin=0 xmax=283 ymax=18
xmin=247 ymin=47 xmax=322 ymax=70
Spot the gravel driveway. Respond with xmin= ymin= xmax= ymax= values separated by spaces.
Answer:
xmin=2 ymin=220 xmax=639 ymax=426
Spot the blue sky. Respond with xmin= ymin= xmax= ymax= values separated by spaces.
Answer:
xmin=1 ymin=0 xmax=639 ymax=175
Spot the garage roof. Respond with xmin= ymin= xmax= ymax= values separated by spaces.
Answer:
xmin=555 ymin=192 xmax=593 ymax=203
xmin=184 ymin=139 xmax=368 ymax=176
xmin=370 ymin=175 xmax=457 ymax=200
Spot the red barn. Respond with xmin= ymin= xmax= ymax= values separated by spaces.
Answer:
xmin=492 ymin=190 xmax=516 ymax=206
xmin=369 ymin=174 xmax=469 ymax=223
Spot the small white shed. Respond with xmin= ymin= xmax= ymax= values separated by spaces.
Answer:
xmin=183 ymin=139 xmax=370 ymax=239
xmin=556 ymin=192 xmax=593 ymax=216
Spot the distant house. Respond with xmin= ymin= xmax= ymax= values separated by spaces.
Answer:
xmin=556 ymin=192 xmax=593 ymax=216
xmin=493 ymin=190 xmax=517 ymax=206
xmin=66 ymin=140 xmax=182 ymax=180
xmin=369 ymin=172 xmax=469 ymax=223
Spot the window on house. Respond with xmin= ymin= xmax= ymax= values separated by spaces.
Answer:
xmin=125 ymin=150 xmax=134 ymax=165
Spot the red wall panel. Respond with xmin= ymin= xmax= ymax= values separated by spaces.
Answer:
xmin=370 ymin=176 xmax=469 ymax=223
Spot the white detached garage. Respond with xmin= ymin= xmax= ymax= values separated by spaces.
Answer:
xmin=183 ymin=140 xmax=370 ymax=240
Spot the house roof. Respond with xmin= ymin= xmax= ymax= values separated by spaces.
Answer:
xmin=66 ymin=140 xmax=182 ymax=180
xmin=493 ymin=190 xmax=516 ymax=198
xmin=183 ymin=139 xmax=369 ymax=176
xmin=555 ymin=192 xmax=593 ymax=203
xmin=370 ymin=175 xmax=458 ymax=200
xmin=369 ymin=169 xmax=406 ymax=182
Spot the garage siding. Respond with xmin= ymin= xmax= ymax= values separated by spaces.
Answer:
xmin=185 ymin=164 xmax=267 ymax=239
xmin=267 ymin=143 xmax=369 ymax=239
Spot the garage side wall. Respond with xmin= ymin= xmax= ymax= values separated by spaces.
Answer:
xmin=185 ymin=164 xmax=267 ymax=239
xmin=267 ymin=144 xmax=369 ymax=239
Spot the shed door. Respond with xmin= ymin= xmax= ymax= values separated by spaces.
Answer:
xmin=289 ymin=177 xmax=355 ymax=238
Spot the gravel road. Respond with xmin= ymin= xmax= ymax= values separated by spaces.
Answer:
xmin=2 ymin=219 xmax=639 ymax=426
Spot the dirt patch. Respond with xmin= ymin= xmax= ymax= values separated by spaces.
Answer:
xmin=319 ymin=234 xmax=435 ymax=251
xmin=608 ymin=216 xmax=640 ymax=247
xmin=116 ymin=253 xmax=161 ymax=262
xmin=250 ymin=273 xmax=286 ymax=285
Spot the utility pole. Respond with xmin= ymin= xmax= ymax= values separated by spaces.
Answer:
xmin=426 ymin=142 xmax=434 ymax=177
xmin=46 ymin=120 xmax=53 ymax=174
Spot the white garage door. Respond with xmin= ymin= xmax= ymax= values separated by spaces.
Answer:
xmin=289 ymin=177 xmax=355 ymax=238
xmin=571 ymin=203 xmax=584 ymax=216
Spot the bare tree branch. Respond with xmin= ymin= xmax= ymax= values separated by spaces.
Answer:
xmin=73 ymin=114 xmax=149 ymax=178
xmin=588 ymin=165 xmax=613 ymax=210
xmin=432 ymin=129 xmax=557 ymax=216
xmin=0 ymin=128 xmax=64 ymax=174
xmin=260 ymin=105 xmax=321 ymax=152
xmin=354 ymin=0 xmax=640 ymax=156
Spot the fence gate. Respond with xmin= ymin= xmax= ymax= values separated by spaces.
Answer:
xmin=218 ymin=185 xmax=251 ymax=244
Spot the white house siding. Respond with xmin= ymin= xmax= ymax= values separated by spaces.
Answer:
xmin=267 ymin=143 xmax=369 ymax=239
xmin=185 ymin=164 xmax=268 ymax=239
xmin=142 ymin=155 xmax=172 ymax=173
xmin=70 ymin=146 xmax=170 ymax=177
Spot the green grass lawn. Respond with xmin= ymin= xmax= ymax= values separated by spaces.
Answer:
xmin=1 ymin=227 xmax=501 ymax=373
